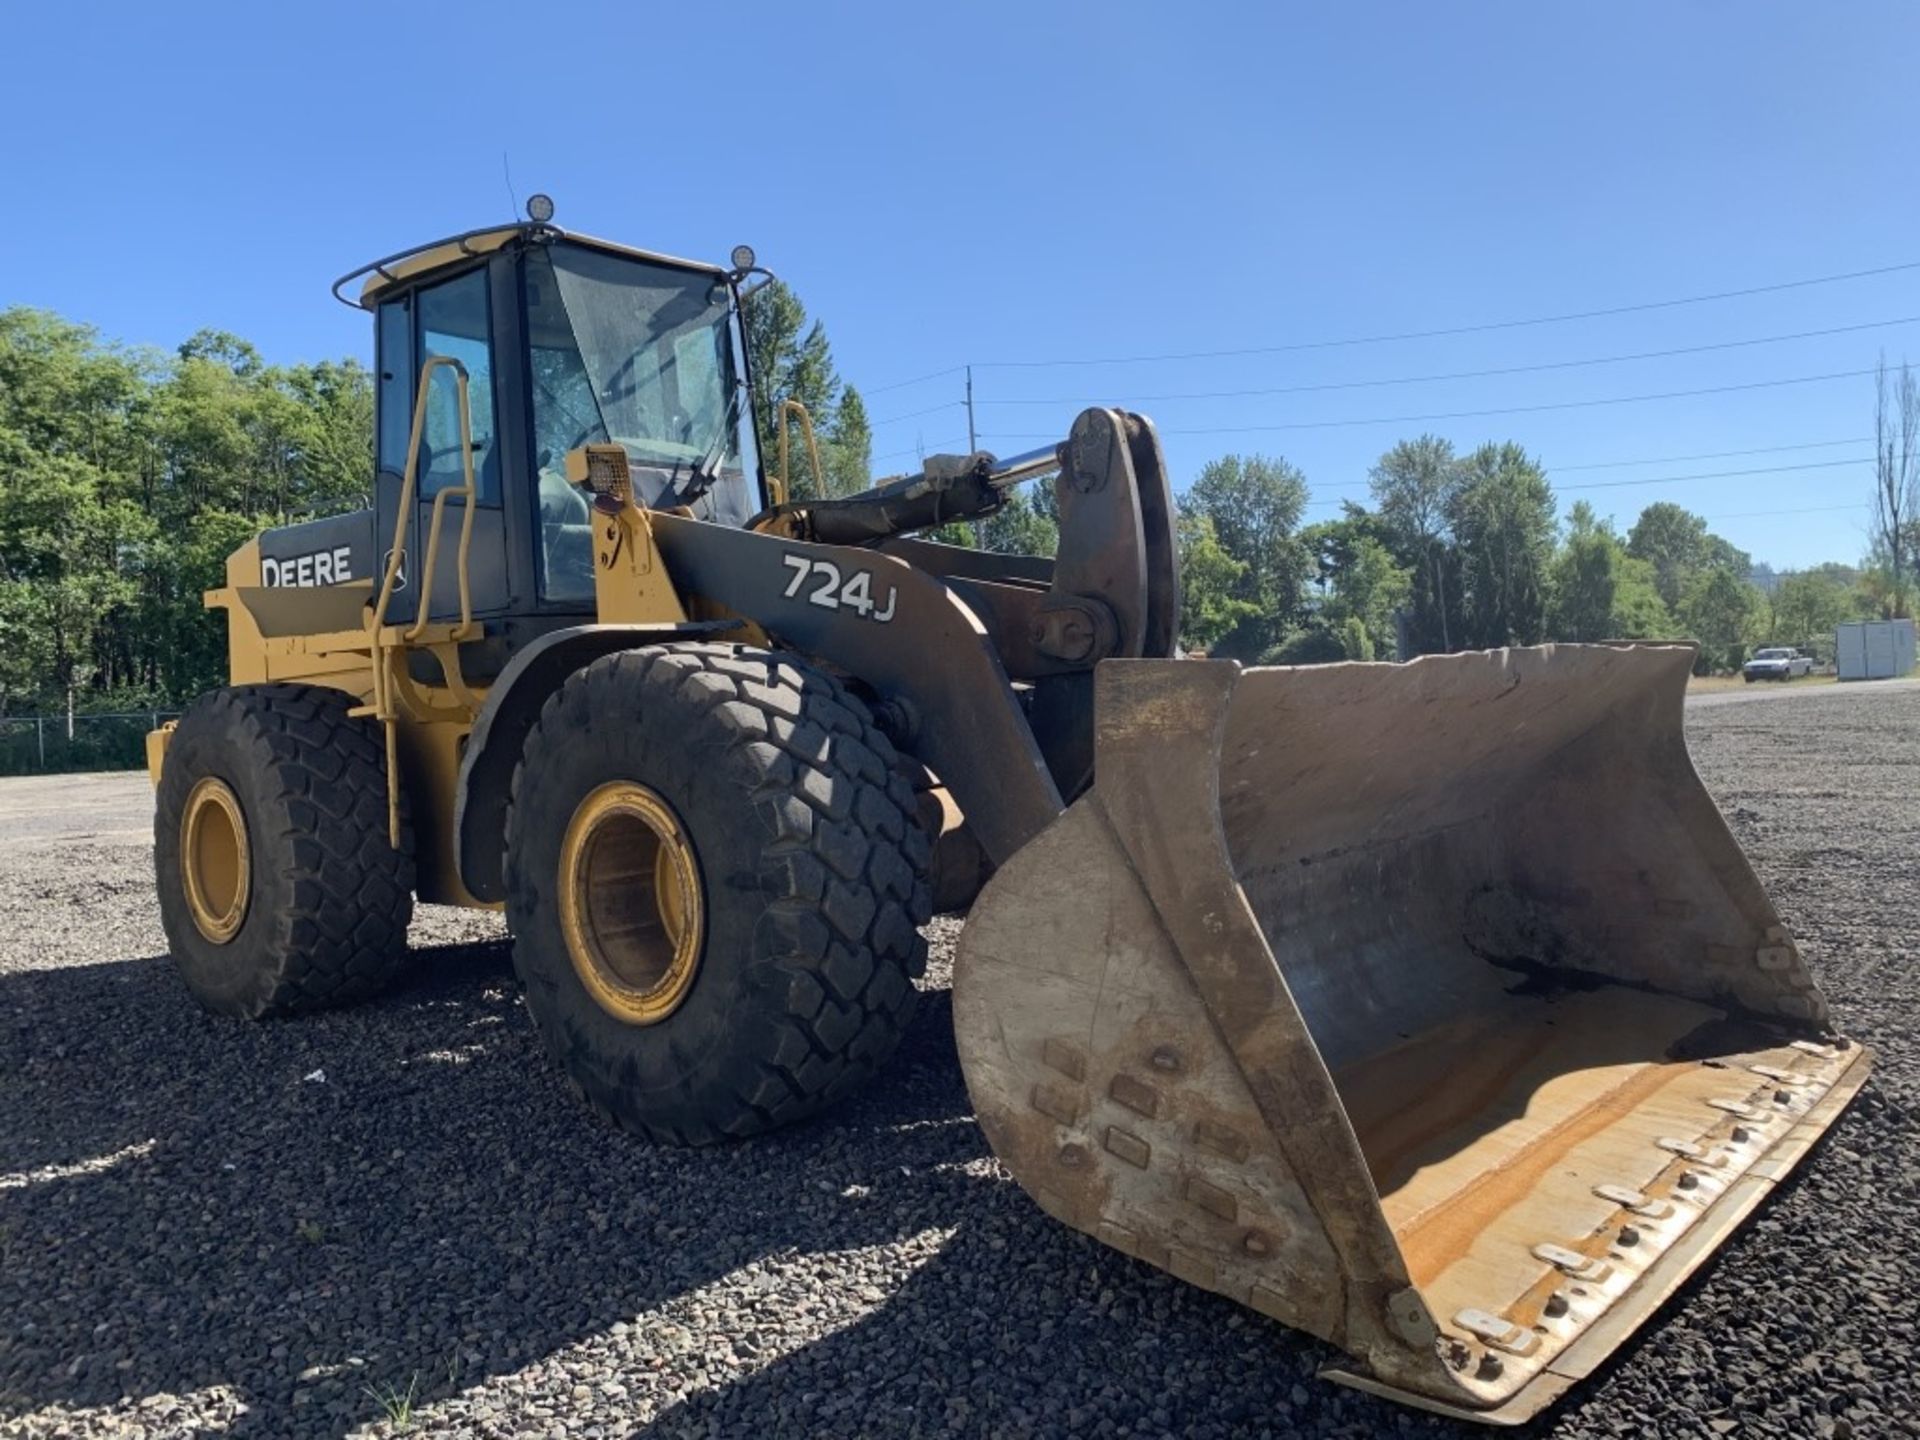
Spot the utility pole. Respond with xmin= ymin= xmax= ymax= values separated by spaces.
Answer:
xmin=966 ymin=365 xmax=985 ymax=548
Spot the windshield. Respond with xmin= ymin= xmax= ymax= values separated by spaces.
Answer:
xmin=1754 ymin=649 xmax=1791 ymax=659
xmin=525 ymin=242 xmax=755 ymax=602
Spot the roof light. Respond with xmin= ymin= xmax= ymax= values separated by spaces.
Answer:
xmin=526 ymin=193 xmax=555 ymax=224
xmin=730 ymin=244 xmax=756 ymax=272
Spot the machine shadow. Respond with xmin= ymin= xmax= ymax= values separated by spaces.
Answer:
xmin=633 ymin=1210 xmax=1464 ymax=1439
xmin=0 ymin=940 xmax=978 ymax=1438
xmin=636 ymin=1168 xmax=1832 ymax=1440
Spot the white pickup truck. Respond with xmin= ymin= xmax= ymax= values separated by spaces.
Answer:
xmin=1743 ymin=646 xmax=1815 ymax=682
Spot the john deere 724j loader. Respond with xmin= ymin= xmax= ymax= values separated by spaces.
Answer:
xmin=147 ymin=202 xmax=1867 ymax=1423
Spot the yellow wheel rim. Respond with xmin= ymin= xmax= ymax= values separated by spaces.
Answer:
xmin=558 ymin=781 xmax=705 ymax=1025
xmin=181 ymin=776 xmax=250 ymax=944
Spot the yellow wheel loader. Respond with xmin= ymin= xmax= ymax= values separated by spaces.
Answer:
xmin=147 ymin=201 xmax=1867 ymax=1423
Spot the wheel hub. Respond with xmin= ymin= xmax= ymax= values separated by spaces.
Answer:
xmin=181 ymin=776 xmax=251 ymax=944
xmin=558 ymin=781 xmax=704 ymax=1025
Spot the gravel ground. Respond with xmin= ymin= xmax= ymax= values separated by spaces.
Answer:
xmin=0 ymin=684 xmax=1914 ymax=1440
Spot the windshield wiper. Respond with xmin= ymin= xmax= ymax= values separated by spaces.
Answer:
xmin=670 ymin=382 xmax=746 ymax=507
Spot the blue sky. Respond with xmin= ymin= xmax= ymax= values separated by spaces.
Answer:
xmin=5 ymin=2 xmax=1917 ymax=570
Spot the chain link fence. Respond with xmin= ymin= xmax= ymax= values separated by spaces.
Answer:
xmin=0 ymin=711 xmax=182 ymax=776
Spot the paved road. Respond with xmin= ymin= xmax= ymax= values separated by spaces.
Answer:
xmin=1687 ymin=675 xmax=1920 ymax=709
xmin=0 ymin=772 xmax=156 ymax=846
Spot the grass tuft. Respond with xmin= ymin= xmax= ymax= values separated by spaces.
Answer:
xmin=364 ymin=1372 xmax=420 ymax=1430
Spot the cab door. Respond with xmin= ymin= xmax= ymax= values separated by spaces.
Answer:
xmin=372 ymin=267 xmax=513 ymax=628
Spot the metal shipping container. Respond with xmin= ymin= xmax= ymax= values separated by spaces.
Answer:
xmin=1835 ymin=618 xmax=1918 ymax=680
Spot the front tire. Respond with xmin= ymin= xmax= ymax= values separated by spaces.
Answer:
xmin=155 ymin=684 xmax=415 ymax=1018
xmin=504 ymin=644 xmax=933 ymax=1144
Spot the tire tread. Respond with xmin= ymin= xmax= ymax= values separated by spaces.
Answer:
xmin=157 ymin=683 xmax=413 ymax=1018
xmin=505 ymin=644 xmax=932 ymax=1144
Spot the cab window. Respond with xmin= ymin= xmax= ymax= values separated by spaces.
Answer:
xmin=375 ymin=299 xmax=413 ymax=475
xmin=414 ymin=270 xmax=499 ymax=503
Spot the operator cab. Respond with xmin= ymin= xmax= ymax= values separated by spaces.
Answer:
xmin=336 ymin=201 xmax=762 ymax=632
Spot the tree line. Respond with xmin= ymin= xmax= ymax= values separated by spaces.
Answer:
xmin=0 ymin=309 xmax=371 ymax=726
xmin=1167 ymin=434 xmax=1911 ymax=670
xmin=4 ymin=294 xmax=1913 ymax=749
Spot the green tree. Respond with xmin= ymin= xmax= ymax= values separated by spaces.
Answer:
xmin=979 ymin=490 xmax=1059 ymax=557
xmin=1545 ymin=502 xmax=1619 ymax=641
xmin=1370 ymin=434 xmax=1462 ymax=652
xmin=1302 ymin=507 xmax=1410 ymax=658
xmin=1625 ymin=502 xmax=1741 ymax=612
xmin=1771 ymin=570 xmax=1856 ymax=657
xmin=1678 ymin=566 xmax=1762 ymax=673
xmin=280 ymin=360 xmax=377 ymax=515
xmin=1174 ymin=510 xmax=1259 ymax=653
xmin=1447 ymin=442 xmax=1555 ymax=647
xmin=1545 ymin=503 xmax=1674 ymax=642
xmin=742 ymin=278 xmax=868 ymax=501
xmin=1336 ymin=615 xmax=1374 ymax=661
xmin=1611 ymin=552 xmax=1675 ymax=638
xmin=823 ymin=384 xmax=871 ymax=499
xmin=1261 ymin=626 xmax=1349 ymax=665
xmin=1182 ymin=453 xmax=1310 ymax=657
xmin=0 ymin=305 xmax=379 ymax=729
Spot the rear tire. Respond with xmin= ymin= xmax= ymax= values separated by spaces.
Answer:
xmin=155 ymin=684 xmax=415 ymax=1018
xmin=504 ymin=643 xmax=933 ymax=1144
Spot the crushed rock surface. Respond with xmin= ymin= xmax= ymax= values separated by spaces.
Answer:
xmin=0 ymin=686 xmax=1914 ymax=1438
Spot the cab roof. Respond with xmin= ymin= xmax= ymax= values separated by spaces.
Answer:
xmin=330 ymin=222 xmax=727 ymax=310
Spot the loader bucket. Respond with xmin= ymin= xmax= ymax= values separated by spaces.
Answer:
xmin=953 ymin=645 xmax=1867 ymax=1424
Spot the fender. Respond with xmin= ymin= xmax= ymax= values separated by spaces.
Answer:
xmin=650 ymin=513 xmax=1066 ymax=867
xmin=454 ymin=620 xmax=738 ymax=902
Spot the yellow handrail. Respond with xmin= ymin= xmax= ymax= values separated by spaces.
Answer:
xmin=773 ymin=397 xmax=825 ymax=507
xmin=366 ymin=354 xmax=481 ymax=845
xmin=371 ymin=355 xmax=479 ymax=642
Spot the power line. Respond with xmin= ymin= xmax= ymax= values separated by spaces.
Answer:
xmin=980 ymin=367 xmax=1879 ymax=441
xmin=871 ymin=399 xmax=964 ymax=425
xmin=1565 ymin=457 xmax=1871 ymax=492
xmin=971 ymin=316 xmax=1920 ymax=407
xmin=1555 ymin=436 xmax=1872 ymax=471
xmin=1303 ymin=456 xmax=1875 ymax=509
xmin=969 ymin=259 xmax=1920 ymax=371
xmin=861 ymin=256 xmax=1920 ymax=392
xmin=873 ymin=434 xmax=968 ymax=463
xmin=951 ymin=430 xmax=1869 ymax=473
xmin=1711 ymin=502 xmax=1864 ymax=520
xmin=860 ymin=253 xmax=1920 ymax=406
xmin=863 ymin=364 xmax=968 ymax=397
